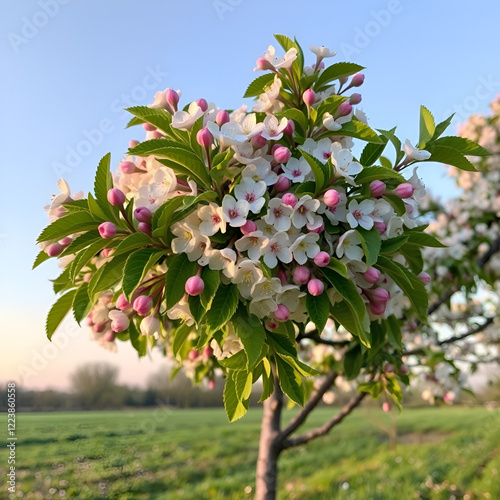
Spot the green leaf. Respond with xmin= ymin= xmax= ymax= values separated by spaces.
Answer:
xmin=233 ymin=370 xmax=253 ymax=401
xmin=354 ymin=166 xmax=405 ymax=184
xmin=275 ymin=355 xmax=304 ymax=406
xmin=360 ymin=139 xmax=388 ymax=167
xmin=400 ymin=243 xmax=424 ymax=274
xmin=376 ymin=256 xmax=428 ymax=322
xmin=432 ymin=114 xmax=454 ymax=140
xmin=418 ymin=106 xmax=435 ymax=148
xmin=69 ymin=238 xmax=111 ymax=282
xmin=32 ymin=250 xmax=50 ymax=269
xmin=72 ymin=283 xmax=91 ymax=325
xmin=123 ymin=248 xmax=165 ymax=300
xmin=113 ymin=232 xmax=152 ymax=256
xmin=200 ymin=267 xmax=220 ymax=309
xmin=344 ymin=344 xmax=363 ymax=380
xmin=377 ymin=128 xmax=404 ymax=164
xmin=314 ymin=95 xmax=348 ymax=123
xmin=46 ymin=289 xmax=77 ymax=340
xmin=59 ymin=231 xmax=100 ymax=258
xmin=407 ymin=231 xmax=446 ymax=248
xmin=277 ymin=109 xmax=308 ymax=136
xmin=243 ymin=73 xmax=276 ymax=98
xmin=356 ymin=227 xmax=381 ymax=267
xmin=210 ymin=147 xmax=235 ymax=185
xmin=125 ymin=106 xmax=174 ymax=137
xmin=338 ymin=119 xmax=384 ymax=144
xmin=218 ymin=350 xmax=248 ymax=370
xmin=155 ymin=149 xmax=211 ymax=188
xmin=205 ymin=284 xmax=239 ymax=334
xmin=426 ymin=144 xmax=476 ymax=172
xmin=165 ymin=253 xmax=199 ymax=309
xmin=384 ymin=193 xmax=406 ymax=216
xmin=314 ymin=62 xmax=365 ymax=91
xmin=151 ymin=196 xmax=186 ymax=239
xmin=432 ymin=136 xmax=490 ymax=157
xmin=380 ymin=234 xmax=409 ymax=255
xmin=326 ymin=258 xmax=349 ymax=278
xmin=386 ymin=315 xmax=402 ymax=350
xmin=259 ymin=361 xmax=274 ymax=402
xmin=92 ymin=153 xmax=116 ymax=221
xmin=37 ymin=211 xmax=99 ymax=244
xmin=128 ymin=138 xmax=192 ymax=157
xmin=331 ymin=300 xmax=370 ymax=347
xmin=299 ymin=149 xmax=329 ymax=191
xmin=88 ymin=253 xmax=129 ymax=296
xmin=223 ymin=371 xmax=249 ymax=422
xmin=129 ymin=320 xmax=147 ymax=357
xmin=232 ymin=306 xmax=266 ymax=369
xmin=305 ymin=292 xmax=330 ymax=333
xmin=385 ymin=374 xmax=403 ymax=412
xmin=172 ymin=324 xmax=192 ymax=358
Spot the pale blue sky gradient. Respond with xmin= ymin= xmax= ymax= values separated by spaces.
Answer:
xmin=1 ymin=0 xmax=499 ymax=389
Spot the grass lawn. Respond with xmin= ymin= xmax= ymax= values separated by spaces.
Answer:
xmin=1 ymin=406 xmax=499 ymax=499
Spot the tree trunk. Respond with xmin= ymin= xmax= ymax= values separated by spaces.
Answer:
xmin=255 ymin=378 xmax=283 ymax=500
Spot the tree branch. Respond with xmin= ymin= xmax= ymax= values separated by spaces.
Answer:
xmin=281 ymin=392 xmax=367 ymax=449
xmin=278 ymin=371 xmax=337 ymax=443
xmin=403 ymin=316 xmax=495 ymax=356
xmin=296 ymin=330 xmax=351 ymax=348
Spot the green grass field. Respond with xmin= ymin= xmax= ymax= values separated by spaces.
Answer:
xmin=1 ymin=406 xmax=499 ymax=499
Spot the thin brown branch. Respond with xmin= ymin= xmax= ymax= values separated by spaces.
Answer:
xmin=296 ymin=330 xmax=351 ymax=348
xmin=278 ymin=371 xmax=337 ymax=443
xmin=403 ymin=316 xmax=495 ymax=356
xmin=281 ymin=392 xmax=367 ymax=449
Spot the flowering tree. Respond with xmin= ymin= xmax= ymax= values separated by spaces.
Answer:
xmin=35 ymin=36 xmax=488 ymax=499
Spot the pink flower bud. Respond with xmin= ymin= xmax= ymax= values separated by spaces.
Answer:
xmin=196 ymin=98 xmax=208 ymax=112
xmin=273 ymin=147 xmax=291 ymax=164
xmin=143 ymin=123 xmax=156 ymax=132
xmin=339 ymin=76 xmax=349 ymax=85
xmin=120 ymin=161 xmax=137 ymax=174
xmin=276 ymin=269 xmax=288 ymax=286
xmin=93 ymin=323 xmax=106 ymax=333
xmin=204 ymin=346 xmax=214 ymax=358
xmin=138 ymin=223 xmax=151 ymax=236
xmin=443 ymin=392 xmax=455 ymax=404
xmin=101 ymin=248 xmax=114 ymax=258
xmin=283 ymin=119 xmax=295 ymax=136
xmin=382 ymin=402 xmax=391 ymax=413
xmin=374 ymin=221 xmax=386 ymax=234
xmin=303 ymin=89 xmax=316 ymax=106
xmin=314 ymin=251 xmax=330 ymax=267
xmin=59 ymin=237 xmax=72 ymax=246
xmin=274 ymin=304 xmax=290 ymax=322
xmin=255 ymin=57 xmax=274 ymax=71
xmin=208 ymin=379 xmax=216 ymax=390
xmin=83 ymin=273 xmax=92 ymax=283
xmin=307 ymin=279 xmax=324 ymax=296
xmin=418 ymin=272 xmax=431 ymax=285
xmin=116 ymin=293 xmax=131 ymax=310
xmin=399 ymin=365 xmax=409 ymax=375
xmin=213 ymin=109 xmax=229 ymax=126
xmin=266 ymin=320 xmax=278 ymax=330
xmin=150 ymin=130 xmax=163 ymax=139
xmin=363 ymin=267 xmax=381 ymax=284
xmin=293 ymin=266 xmax=311 ymax=285
xmin=349 ymin=93 xmax=362 ymax=105
xmin=275 ymin=176 xmax=291 ymax=193
xmin=107 ymin=188 xmax=126 ymax=206
xmin=395 ymin=183 xmax=415 ymax=199
xmin=351 ymin=73 xmax=365 ymax=87
xmin=384 ymin=363 xmax=394 ymax=373
xmin=240 ymin=220 xmax=257 ymax=235
xmin=109 ymin=310 xmax=130 ymax=333
xmin=196 ymin=128 xmax=213 ymax=148
xmin=323 ymin=189 xmax=341 ymax=208
xmin=129 ymin=140 xmax=140 ymax=148
xmin=307 ymin=220 xmax=324 ymax=233
xmin=370 ymin=180 xmax=386 ymax=198
xmin=185 ymin=276 xmax=205 ymax=296
xmin=337 ymin=101 xmax=352 ymax=117
xmin=282 ymin=193 xmax=298 ymax=208
xmin=372 ymin=288 xmax=390 ymax=303
xmin=166 ymin=89 xmax=179 ymax=109
xmin=369 ymin=301 xmax=386 ymax=315
xmin=251 ymin=133 xmax=267 ymax=149
xmin=98 ymin=222 xmax=116 ymax=239
xmin=188 ymin=349 xmax=199 ymax=361
xmin=133 ymin=295 xmax=153 ymax=316
xmin=103 ymin=331 xmax=116 ymax=342
xmin=134 ymin=206 xmax=152 ymax=223
xmin=46 ymin=242 xmax=64 ymax=257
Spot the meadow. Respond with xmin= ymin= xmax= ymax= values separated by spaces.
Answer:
xmin=1 ymin=406 xmax=499 ymax=499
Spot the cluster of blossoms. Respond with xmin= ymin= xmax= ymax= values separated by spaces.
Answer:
xmin=37 ymin=36 xmax=485 ymax=418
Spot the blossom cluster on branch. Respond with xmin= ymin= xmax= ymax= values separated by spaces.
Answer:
xmin=36 ymin=35 xmax=487 ymax=420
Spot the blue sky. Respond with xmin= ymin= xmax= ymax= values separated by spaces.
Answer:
xmin=1 ymin=0 xmax=499 ymax=389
